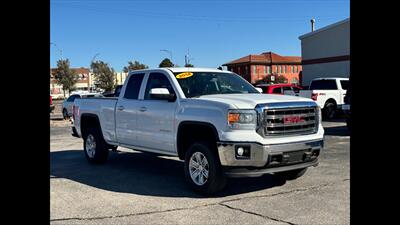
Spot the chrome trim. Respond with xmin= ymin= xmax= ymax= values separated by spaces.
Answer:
xmin=224 ymin=160 xmax=319 ymax=178
xmin=255 ymin=101 xmax=319 ymax=137
xmin=217 ymin=139 xmax=323 ymax=167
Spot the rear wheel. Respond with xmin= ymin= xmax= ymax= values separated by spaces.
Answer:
xmin=275 ymin=168 xmax=307 ymax=180
xmin=323 ymin=102 xmax=336 ymax=120
xmin=184 ymin=142 xmax=226 ymax=194
xmin=83 ymin=128 xmax=109 ymax=164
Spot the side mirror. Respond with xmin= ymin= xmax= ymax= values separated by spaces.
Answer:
xmin=255 ymin=87 xmax=263 ymax=93
xmin=150 ymin=88 xmax=176 ymax=101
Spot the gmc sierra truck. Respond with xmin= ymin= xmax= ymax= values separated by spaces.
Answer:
xmin=72 ymin=68 xmax=324 ymax=194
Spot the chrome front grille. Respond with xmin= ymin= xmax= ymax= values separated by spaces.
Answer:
xmin=256 ymin=102 xmax=319 ymax=137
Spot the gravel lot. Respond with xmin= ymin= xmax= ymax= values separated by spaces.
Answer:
xmin=50 ymin=119 xmax=349 ymax=225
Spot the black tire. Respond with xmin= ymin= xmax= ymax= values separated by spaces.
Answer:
xmin=346 ymin=117 xmax=351 ymax=131
xmin=63 ymin=108 xmax=69 ymax=120
xmin=109 ymin=145 xmax=118 ymax=152
xmin=184 ymin=142 xmax=227 ymax=194
xmin=83 ymin=128 xmax=109 ymax=164
xmin=323 ymin=102 xmax=336 ymax=120
xmin=275 ymin=168 xmax=307 ymax=180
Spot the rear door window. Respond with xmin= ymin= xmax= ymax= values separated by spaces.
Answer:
xmin=340 ymin=80 xmax=349 ymax=90
xmin=309 ymin=80 xmax=338 ymax=90
xmin=124 ymin=73 xmax=145 ymax=99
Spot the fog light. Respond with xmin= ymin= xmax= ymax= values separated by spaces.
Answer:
xmin=237 ymin=147 xmax=244 ymax=156
xmin=235 ymin=145 xmax=250 ymax=159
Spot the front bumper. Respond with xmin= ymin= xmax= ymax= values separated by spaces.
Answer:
xmin=217 ymin=139 xmax=323 ymax=177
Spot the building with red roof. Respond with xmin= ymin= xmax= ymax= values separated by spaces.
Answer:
xmin=222 ymin=52 xmax=302 ymax=84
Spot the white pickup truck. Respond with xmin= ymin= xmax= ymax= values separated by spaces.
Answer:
xmin=72 ymin=68 xmax=324 ymax=194
xmin=297 ymin=77 xmax=349 ymax=119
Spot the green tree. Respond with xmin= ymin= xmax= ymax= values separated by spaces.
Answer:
xmin=123 ymin=60 xmax=148 ymax=73
xmin=159 ymin=58 xmax=174 ymax=68
xmin=91 ymin=60 xmax=115 ymax=92
xmin=185 ymin=63 xmax=194 ymax=67
xmin=53 ymin=59 xmax=78 ymax=98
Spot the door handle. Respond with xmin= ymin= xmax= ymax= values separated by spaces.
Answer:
xmin=117 ymin=105 xmax=125 ymax=111
xmin=139 ymin=106 xmax=147 ymax=112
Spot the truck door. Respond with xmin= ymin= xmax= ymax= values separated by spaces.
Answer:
xmin=136 ymin=72 xmax=178 ymax=153
xmin=115 ymin=73 xmax=145 ymax=145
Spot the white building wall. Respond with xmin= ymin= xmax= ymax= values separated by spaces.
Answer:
xmin=299 ymin=18 xmax=350 ymax=86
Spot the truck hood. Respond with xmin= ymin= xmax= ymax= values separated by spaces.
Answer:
xmin=198 ymin=93 xmax=313 ymax=109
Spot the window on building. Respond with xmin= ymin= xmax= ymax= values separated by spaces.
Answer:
xmin=283 ymin=66 xmax=286 ymax=74
xmin=253 ymin=65 xmax=257 ymax=75
xmin=263 ymin=66 xmax=266 ymax=74
xmin=267 ymin=66 xmax=271 ymax=74
xmin=278 ymin=66 xmax=282 ymax=73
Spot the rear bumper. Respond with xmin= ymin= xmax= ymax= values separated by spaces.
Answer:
xmin=217 ymin=139 xmax=323 ymax=177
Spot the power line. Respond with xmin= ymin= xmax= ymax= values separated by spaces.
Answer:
xmin=52 ymin=2 xmax=348 ymax=23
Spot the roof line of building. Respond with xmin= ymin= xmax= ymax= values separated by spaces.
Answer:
xmin=298 ymin=18 xmax=349 ymax=40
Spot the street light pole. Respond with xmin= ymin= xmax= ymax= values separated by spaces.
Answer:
xmin=160 ymin=49 xmax=173 ymax=65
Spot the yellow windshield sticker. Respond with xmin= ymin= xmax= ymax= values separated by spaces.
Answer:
xmin=176 ymin=72 xmax=193 ymax=79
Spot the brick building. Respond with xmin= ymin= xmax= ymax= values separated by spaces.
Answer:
xmin=223 ymin=52 xmax=302 ymax=84
xmin=50 ymin=67 xmax=91 ymax=98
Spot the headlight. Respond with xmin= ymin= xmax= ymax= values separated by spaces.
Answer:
xmin=228 ymin=109 xmax=257 ymax=129
xmin=317 ymin=106 xmax=322 ymax=125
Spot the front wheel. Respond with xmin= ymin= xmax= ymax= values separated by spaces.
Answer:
xmin=184 ymin=142 xmax=227 ymax=194
xmin=275 ymin=168 xmax=307 ymax=180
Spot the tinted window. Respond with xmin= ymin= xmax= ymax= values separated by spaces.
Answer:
xmin=124 ymin=73 xmax=145 ymax=99
xmin=257 ymin=86 xmax=268 ymax=93
xmin=282 ymin=86 xmax=292 ymax=91
xmin=309 ymin=80 xmax=338 ymax=90
xmin=340 ymin=80 xmax=349 ymax=90
xmin=272 ymin=87 xmax=282 ymax=94
xmin=145 ymin=73 xmax=175 ymax=100
xmin=175 ymin=72 xmax=258 ymax=98
xmin=292 ymin=87 xmax=301 ymax=93
xmin=67 ymin=95 xmax=77 ymax=102
xmin=115 ymin=85 xmax=123 ymax=97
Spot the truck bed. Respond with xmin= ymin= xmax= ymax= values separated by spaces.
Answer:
xmin=74 ymin=97 xmax=118 ymax=143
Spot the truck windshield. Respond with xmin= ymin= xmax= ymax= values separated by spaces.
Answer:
xmin=174 ymin=72 xmax=259 ymax=98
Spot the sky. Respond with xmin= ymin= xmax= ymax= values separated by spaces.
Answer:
xmin=50 ymin=0 xmax=350 ymax=71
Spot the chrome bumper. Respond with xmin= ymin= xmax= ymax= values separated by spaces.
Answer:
xmin=217 ymin=139 xmax=323 ymax=168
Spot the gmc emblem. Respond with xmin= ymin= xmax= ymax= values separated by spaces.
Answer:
xmin=283 ymin=115 xmax=305 ymax=124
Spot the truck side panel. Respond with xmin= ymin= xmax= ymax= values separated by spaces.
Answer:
xmin=74 ymin=98 xmax=118 ymax=144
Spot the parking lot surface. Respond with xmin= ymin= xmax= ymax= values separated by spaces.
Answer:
xmin=50 ymin=119 xmax=349 ymax=225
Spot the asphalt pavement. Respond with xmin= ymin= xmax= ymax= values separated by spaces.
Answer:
xmin=50 ymin=119 xmax=349 ymax=225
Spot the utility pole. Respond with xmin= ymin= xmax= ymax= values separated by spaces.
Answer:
xmin=50 ymin=42 xmax=63 ymax=60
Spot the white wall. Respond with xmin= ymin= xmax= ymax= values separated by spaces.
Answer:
xmin=302 ymin=61 xmax=350 ymax=86
xmin=299 ymin=19 xmax=350 ymax=86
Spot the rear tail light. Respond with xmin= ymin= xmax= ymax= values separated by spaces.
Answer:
xmin=311 ymin=93 xmax=318 ymax=101
xmin=50 ymin=96 xmax=53 ymax=105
